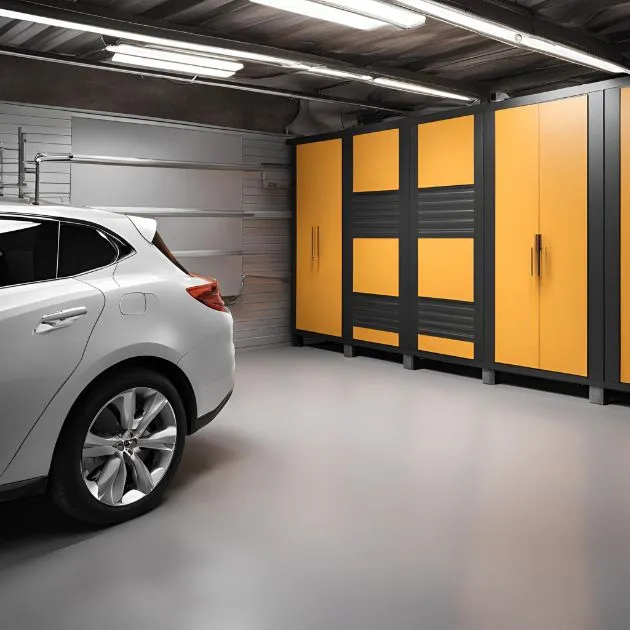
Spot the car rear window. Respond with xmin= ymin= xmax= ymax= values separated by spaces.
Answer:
xmin=58 ymin=223 xmax=117 ymax=277
xmin=152 ymin=231 xmax=189 ymax=274
xmin=0 ymin=218 xmax=58 ymax=287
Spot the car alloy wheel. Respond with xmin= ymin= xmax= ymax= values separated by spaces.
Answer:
xmin=81 ymin=387 xmax=178 ymax=506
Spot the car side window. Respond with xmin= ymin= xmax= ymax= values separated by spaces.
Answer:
xmin=0 ymin=217 xmax=59 ymax=288
xmin=58 ymin=222 xmax=118 ymax=277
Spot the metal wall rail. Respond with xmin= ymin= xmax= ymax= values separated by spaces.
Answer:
xmin=32 ymin=152 xmax=288 ymax=205
xmin=0 ymin=128 xmax=29 ymax=197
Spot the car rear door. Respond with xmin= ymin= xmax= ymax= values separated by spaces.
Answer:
xmin=0 ymin=216 xmax=106 ymax=477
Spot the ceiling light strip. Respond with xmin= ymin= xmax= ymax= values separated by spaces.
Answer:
xmin=107 ymin=44 xmax=244 ymax=72
xmin=395 ymin=0 xmax=518 ymax=42
xmin=110 ymin=53 xmax=235 ymax=78
xmin=307 ymin=68 xmax=473 ymax=101
xmin=518 ymin=34 xmax=629 ymax=74
xmin=394 ymin=0 xmax=630 ymax=74
xmin=373 ymin=77 xmax=474 ymax=101
xmin=307 ymin=67 xmax=374 ymax=81
xmin=310 ymin=0 xmax=425 ymax=28
xmin=250 ymin=0 xmax=387 ymax=30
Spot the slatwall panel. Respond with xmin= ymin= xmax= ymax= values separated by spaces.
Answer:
xmin=234 ymin=136 xmax=291 ymax=350
xmin=0 ymin=101 xmax=292 ymax=351
xmin=0 ymin=103 xmax=71 ymax=203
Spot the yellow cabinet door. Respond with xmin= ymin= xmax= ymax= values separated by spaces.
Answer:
xmin=353 ymin=129 xmax=399 ymax=192
xmin=495 ymin=104 xmax=541 ymax=369
xmin=538 ymin=97 xmax=588 ymax=377
xmin=295 ymin=140 xmax=342 ymax=337
xmin=418 ymin=115 xmax=475 ymax=188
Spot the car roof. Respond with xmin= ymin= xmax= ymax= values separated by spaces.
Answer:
xmin=0 ymin=202 xmax=123 ymax=225
xmin=0 ymin=202 xmax=145 ymax=243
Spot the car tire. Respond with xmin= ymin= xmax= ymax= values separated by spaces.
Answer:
xmin=49 ymin=368 xmax=187 ymax=526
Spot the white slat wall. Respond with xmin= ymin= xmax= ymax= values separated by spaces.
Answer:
xmin=235 ymin=136 xmax=291 ymax=350
xmin=0 ymin=101 xmax=292 ymax=351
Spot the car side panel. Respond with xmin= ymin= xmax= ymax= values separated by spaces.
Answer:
xmin=0 ymin=340 xmax=185 ymax=484
xmin=0 ymin=248 xmax=235 ymax=484
xmin=0 ymin=279 xmax=105 ymax=477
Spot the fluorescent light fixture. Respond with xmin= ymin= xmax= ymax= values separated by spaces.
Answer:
xmin=395 ymin=0 xmax=519 ymax=43
xmin=374 ymin=77 xmax=474 ymax=101
xmin=107 ymin=44 xmax=244 ymax=72
xmin=0 ymin=8 xmax=310 ymax=69
xmin=250 ymin=0 xmax=387 ymax=30
xmin=519 ymin=34 xmax=630 ymax=74
xmin=111 ymin=53 xmax=236 ymax=78
xmin=396 ymin=0 xmax=630 ymax=74
xmin=313 ymin=0 xmax=426 ymax=28
xmin=307 ymin=67 xmax=373 ymax=81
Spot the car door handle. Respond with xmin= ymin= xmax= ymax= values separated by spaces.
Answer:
xmin=35 ymin=306 xmax=88 ymax=334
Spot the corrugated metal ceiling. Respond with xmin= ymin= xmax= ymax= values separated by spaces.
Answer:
xmin=1 ymin=0 xmax=630 ymax=113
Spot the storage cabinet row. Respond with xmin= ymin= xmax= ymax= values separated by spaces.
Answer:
xmin=291 ymin=81 xmax=630 ymax=397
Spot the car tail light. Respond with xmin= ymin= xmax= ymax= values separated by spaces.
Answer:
xmin=186 ymin=279 xmax=228 ymax=312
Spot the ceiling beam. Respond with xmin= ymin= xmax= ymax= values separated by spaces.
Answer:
xmin=2 ymin=0 xmax=488 ymax=100
xmin=426 ymin=0 xmax=629 ymax=66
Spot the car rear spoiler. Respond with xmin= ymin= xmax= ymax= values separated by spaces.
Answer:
xmin=127 ymin=215 xmax=157 ymax=242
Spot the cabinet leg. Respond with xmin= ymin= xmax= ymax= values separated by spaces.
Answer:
xmin=344 ymin=344 xmax=358 ymax=358
xmin=482 ymin=369 xmax=496 ymax=385
xmin=589 ymin=386 xmax=606 ymax=406
xmin=404 ymin=355 xmax=421 ymax=371
xmin=291 ymin=335 xmax=304 ymax=347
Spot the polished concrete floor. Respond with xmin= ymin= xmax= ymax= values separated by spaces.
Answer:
xmin=3 ymin=347 xmax=630 ymax=630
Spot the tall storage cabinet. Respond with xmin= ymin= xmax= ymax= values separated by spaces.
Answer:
xmin=495 ymin=96 xmax=588 ymax=377
xmin=351 ymin=129 xmax=401 ymax=347
xmin=295 ymin=139 xmax=342 ymax=337
xmin=416 ymin=115 xmax=477 ymax=360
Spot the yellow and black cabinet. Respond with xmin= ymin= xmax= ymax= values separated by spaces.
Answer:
xmin=348 ymin=126 xmax=404 ymax=349
xmin=412 ymin=113 xmax=481 ymax=362
xmin=291 ymin=74 xmax=630 ymax=402
xmin=487 ymin=89 xmax=607 ymax=398
xmin=494 ymin=96 xmax=589 ymax=377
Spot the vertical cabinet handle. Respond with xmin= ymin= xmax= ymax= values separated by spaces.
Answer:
xmin=536 ymin=233 xmax=542 ymax=278
xmin=311 ymin=226 xmax=315 ymax=261
xmin=317 ymin=226 xmax=320 ymax=260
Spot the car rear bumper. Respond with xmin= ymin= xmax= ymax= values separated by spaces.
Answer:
xmin=177 ymin=316 xmax=235 ymax=421
xmin=189 ymin=389 xmax=233 ymax=435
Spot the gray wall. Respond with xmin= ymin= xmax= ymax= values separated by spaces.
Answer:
xmin=0 ymin=56 xmax=300 ymax=134
xmin=71 ymin=116 xmax=245 ymax=296
xmin=0 ymin=101 xmax=291 ymax=351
